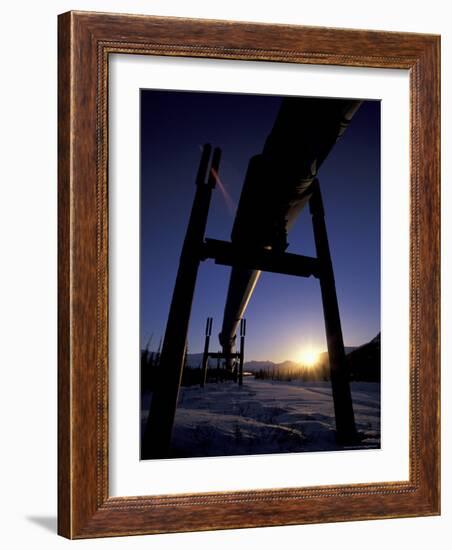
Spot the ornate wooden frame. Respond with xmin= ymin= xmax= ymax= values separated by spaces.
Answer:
xmin=58 ymin=11 xmax=440 ymax=539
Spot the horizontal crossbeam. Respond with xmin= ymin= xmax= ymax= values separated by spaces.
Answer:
xmin=201 ymin=238 xmax=320 ymax=278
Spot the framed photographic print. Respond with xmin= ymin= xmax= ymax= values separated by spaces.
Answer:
xmin=58 ymin=11 xmax=440 ymax=538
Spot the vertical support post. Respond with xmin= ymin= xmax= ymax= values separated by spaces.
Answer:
xmin=238 ymin=318 xmax=246 ymax=386
xmin=309 ymin=179 xmax=357 ymax=444
xmin=142 ymin=145 xmax=221 ymax=459
xmin=220 ymin=352 xmax=225 ymax=382
xmin=201 ymin=317 xmax=212 ymax=387
xmin=216 ymin=354 xmax=220 ymax=383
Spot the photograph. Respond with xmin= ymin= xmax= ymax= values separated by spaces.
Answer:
xmin=50 ymin=6 xmax=440 ymax=541
xmin=139 ymin=89 xmax=381 ymax=460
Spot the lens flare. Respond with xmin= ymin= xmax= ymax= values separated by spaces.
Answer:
xmin=210 ymin=167 xmax=236 ymax=216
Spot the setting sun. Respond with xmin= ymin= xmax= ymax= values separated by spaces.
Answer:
xmin=297 ymin=348 xmax=320 ymax=367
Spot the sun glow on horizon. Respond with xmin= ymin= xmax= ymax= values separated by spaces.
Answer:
xmin=296 ymin=348 xmax=320 ymax=368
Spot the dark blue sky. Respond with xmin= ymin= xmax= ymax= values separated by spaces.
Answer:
xmin=140 ymin=90 xmax=380 ymax=362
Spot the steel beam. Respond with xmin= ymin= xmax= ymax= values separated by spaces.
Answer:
xmin=309 ymin=179 xmax=357 ymax=444
xmin=201 ymin=238 xmax=320 ymax=278
xmin=142 ymin=145 xmax=221 ymax=459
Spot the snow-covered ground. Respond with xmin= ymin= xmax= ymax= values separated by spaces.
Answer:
xmin=141 ymin=378 xmax=380 ymax=458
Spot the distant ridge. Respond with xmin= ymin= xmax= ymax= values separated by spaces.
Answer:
xmin=347 ymin=333 xmax=381 ymax=381
xmin=143 ymin=335 xmax=380 ymax=381
xmin=243 ymin=346 xmax=357 ymax=373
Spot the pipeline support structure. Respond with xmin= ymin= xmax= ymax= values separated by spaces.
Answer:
xmin=143 ymin=97 xmax=361 ymax=459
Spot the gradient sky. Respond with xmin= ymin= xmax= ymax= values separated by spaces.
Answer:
xmin=140 ymin=90 xmax=380 ymax=362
